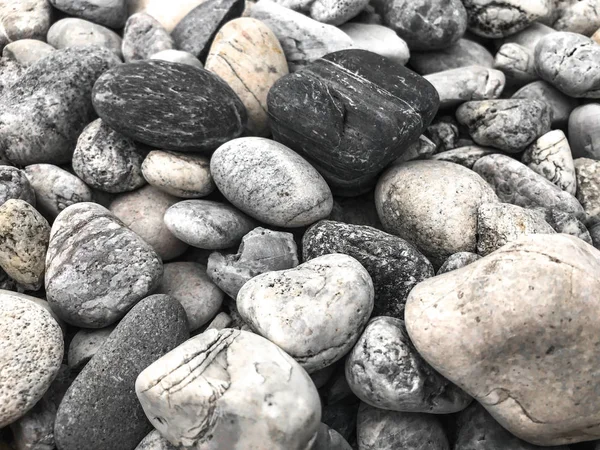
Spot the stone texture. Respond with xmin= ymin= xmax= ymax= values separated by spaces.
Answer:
xmin=149 ymin=49 xmax=202 ymax=67
xmin=568 ymin=104 xmax=600 ymax=160
xmin=68 ymin=326 xmax=115 ymax=370
xmin=405 ymin=233 xmax=600 ymax=446
xmin=49 ymin=0 xmax=128 ymax=28
xmin=136 ymin=329 xmax=321 ymax=449
xmin=0 ymin=166 xmax=35 ymax=206
xmin=122 ymin=13 xmax=174 ymax=62
xmin=303 ymin=220 xmax=433 ymax=319
xmin=574 ymin=158 xmax=600 ymax=224
xmin=410 ymin=38 xmax=494 ymax=75
xmin=45 ymin=203 xmax=163 ymax=328
xmin=238 ymin=254 xmax=374 ymax=373
xmin=2 ymin=40 xmax=55 ymax=67
xmin=46 ymin=19 xmax=123 ymax=57
xmin=437 ymin=252 xmax=481 ymax=275
xmin=339 ymin=23 xmax=409 ymax=65
xmin=92 ymin=60 xmax=247 ymax=153
xmin=512 ymin=80 xmax=579 ymax=128
xmin=0 ymin=57 xmax=23 ymax=96
xmin=501 ymin=21 xmax=555 ymax=51
xmin=0 ymin=0 xmax=51 ymax=48
xmin=271 ymin=0 xmax=369 ymax=25
xmin=591 ymin=222 xmax=600 ymax=249
xmin=541 ymin=208 xmax=593 ymax=245
xmin=494 ymin=43 xmax=538 ymax=86
xmin=127 ymin=0 xmax=204 ymax=32
xmin=552 ymin=0 xmax=600 ymax=36
xmin=135 ymin=430 xmax=177 ymax=450
xmin=431 ymin=146 xmax=496 ymax=169
xmin=54 ymin=295 xmax=189 ymax=450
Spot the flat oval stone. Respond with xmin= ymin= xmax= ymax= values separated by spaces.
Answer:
xmin=405 ymin=234 xmax=600 ymax=446
xmin=238 ymin=253 xmax=374 ymax=373
xmin=205 ymin=18 xmax=289 ymax=136
xmin=47 ymin=19 xmax=123 ymax=57
xmin=574 ymin=158 xmax=600 ymax=224
xmin=0 ymin=0 xmax=51 ymax=46
xmin=135 ymin=329 xmax=321 ymax=449
xmin=512 ymin=80 xmax=578 ymax=129
xmin=437 ymin=251 xmax=481 ymax=274
xmin=54 ymin=295 xmax=189 ymax=450
xmin=45 ymin=202 xmax=163 ymax=328
xmin=149 ymin=49 xmax=203 ymax=67
xmin=68 ymin=325 xmax=115 ymax=370
xmin=339 ymin=23 xmax=409 ymax=66
xmin=122 ymin=13 xmax=174 ymax=62
xmin=135 ymin=430 xmax=177 ymax=450
xmin=0 ymin=166 xmax=35 ymax=206
xmin=92 ymin=60 xmax=247 ymax=152
xmin=0 ymin=291 xmax=63 ymax=427
xmin=568 ymin=103 xmax=600 ymax=160
xmin=2 ymin=39 xmax=55 ymax=67
xmin=410 ymin=38 xmax=494 ymax=75
xmin=48 ymin=0 xmax=128 ymax=28
xmin=0 ymin=46 xmax=120 ymax=166
xmin=211 ymin=137 xmax=333 ymax=227
xmin=268 ymin=49 xmax=439 ymax=194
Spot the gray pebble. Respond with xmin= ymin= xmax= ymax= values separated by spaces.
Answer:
xmin=67 ymin=326 xmax=115 ymax=370
xmin=410 ymin=38 xmax=494 ymax=75
xmin=311 ymin=423 xmax=352 ymax=450
xmin=431 ymin=146 xmax=497 ymax=169
xmin=574 ymin=158 xmax=600 ymax=224
xmin=272 ymin=0 xmax=369 ymax=26
xmin=568 ymin=103 xmax=600 ymax=160
xmin=501 ymin=21 xmax=555 ymax=52
xmin=48 ymin=0 xmax=128 ymax=28
xmin=0 ymin=166 xmax=35 ymax=206
xmin=134 ymin=430 xmax=177 ymax=450
xmin=425 ymin=116 xmax=460 ymax=153
xmin=0 ymin=0 xmax=51 ymax=48
xmin=2 ymin=39 xmax=54 ymax=67
xmin=47 ymin=19 xmax=123 ymax=58
xmin=0 ymin=57 xmax=24 ymax=96
xmin=392 ymin=134 xmax=437 ymax=165
xmin=541 ymin=208 xmax=593 ymax=245
xmin=437 ymin=252 xmax=481 ymax=275
xmin=122 ymin=13 xmax=174 ymax=63
xmin=45 ymin=202 xmax=163 ymax=328
xmin=512 ymin=80 xmax=579 ymax=128
xmin=339 ymin=23 xmax=409 ymax=65
xmin=494 ymin=43 xmax=538 ymax=86
xmin=149 ymin=49 xmax=203 ymax=68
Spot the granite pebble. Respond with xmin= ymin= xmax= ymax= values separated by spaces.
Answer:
xmin=0 ymin=166 xmax=35 ymax=207
xmin=437 ymin=251 xmax=481 ymax=275
xmin=122 ymin=13 xmax=174 ymax=63
xmin=0 ymin=0 xmax=52 ymax=48
xmin=574 ymin=158 xmax=600 ymax=224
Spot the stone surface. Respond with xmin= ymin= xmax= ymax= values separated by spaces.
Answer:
xmin=0 ymin=166 xmax=35 ymax=206
xmin=207 ymin=227 xmax=298 ymax=299
xmin=568 ymin=104 xmax=600 ymax=160
xmin=238 ymin=254 xmax=374 ymax=372
xmin=574 ymin=158 xmax=600 ymax=224
xmin=54 ymin=295 xmax=189 ymax=450
xmin=339 ymin=23 xmax=409 ymax=66
xmin=45 ymin=203 xmax=163 ymax=327
xmin=149 ymin=49 xmax=202 ymax=67
xmin=127 ymin=0 xmax=204 ymax=32
xmin=473 ymin=154 xmax=585 ymax=218
xmin=0 ymin=0 xmax=51 ymax=48
xmin=205 ymin=18 xmax=288 ymax=136
xmin=2 ymin=40 xmax=54 ymax=67
xmin=410 ymin=38 xmax=494 ymax=75
xmin=47 ymin=19 xmax=123 ymax=57
xmin=494 ymin=43 xmax=537 ymax=86
xmin=311 ymin=423 xmax=352 ymax=450
xmin=268 ymin=49 xmax=439 ymax=194
xmin=375 ymin=160 xmax=498 ymax=267
xmin=0 ymin=46 xmax=120 ymax=166
xmin=122 ymin=13 xmax=174 ymax=62
xmin=552 ymin=0 xmax=600 ymax=36
xmin=136 ymin=329 xmax=321 ymax=449
xmin=135 ymin=430 xmax=177 ymax=450
xmin=501 ymin=21 xmax=555 ymax=51
xmin=49 ymin=0 xmax=128 ymax=28
xmin=92 ymin=60 xmax=247 ymax=152
xmin=405 ymin=233 xmax=600 ymax=446
xmin=0 ymin=291 xmax=63 ymax=427
xmin=512 ymin=80 xmax=579 ymax=128
xmin=431 ymin=146 xmax=496 ymax=169
xmin=164 ymin=200 xmax=256 ymax=249
xmin=303 ymin=220 xmax=433 ymax=319
xmin=456 ymin=99 xmax=551 ymax=153
xmin=272 ymin=0 xmax=369 ymax=25
xmin=541 ymin=208 xmax=592 ymax=245
xmin=68 ymin=326 xmax=115 ymax=370
xmin=0 ymin=57 xmax=23 ymax=96
xmin=437 ymin=251 xmax=481 ymax=275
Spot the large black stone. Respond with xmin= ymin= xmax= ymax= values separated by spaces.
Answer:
xmin=268 ymin=49 xmax=439 ymax=195
xmin=92 ymin=59 xmax=247 ymax=153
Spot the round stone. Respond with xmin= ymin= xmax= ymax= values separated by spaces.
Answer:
xmin=0 ymin=0 xmax=51 ymax=46
xmin=339 ymin=23 xmax=409 ymax=65
xmin=568 ymin=103 xmax=600 ymax=160
xmin=122 ymin=13 xmax=174 ymax=62
xmin=0 ymin=166 xmax=35 ymax=206
xmin=46 ymin=18 xmax=122 ymax=57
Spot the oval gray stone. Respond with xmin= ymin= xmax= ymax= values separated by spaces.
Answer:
xmin=122 ymin=13 xmax=174 ymax=62
xmin=0 ymin=0 xmax=51 ymax=47
xmin=47 ymin=19 xmax=123 ymax=57
xmin=493 ymin=43 xmax=538 ymax=86
xmin=339 ymin=23 xmax=409 ymax=65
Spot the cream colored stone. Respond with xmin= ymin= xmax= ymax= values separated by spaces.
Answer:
xmin=127 ymin=0 xmax=205 ymax=32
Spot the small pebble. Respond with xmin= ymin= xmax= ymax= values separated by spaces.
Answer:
xmin=574 ymin=158 xmax=600 ymax=224
xmin=48 ymin=0 xmax=128 ymax=28
xmin=392 ymin=134 xmax=437 ymax=165
xmin=568 ymin=103 xmax=600 ymax=160
xmin=339 ymin=23 xmax=409 ymax=65
xmin=149 ymin=49 xmax=203 ymax=67
xmin=494 ymin=43 xmax=538 ymax=86
xmin=67 ymin=326 xmax=115 ymax=370
xmin=0 ymin=166 xmax=36 ymax=206
xmin=437 ymin=251 xmax=481 ymax=274
xmin=2 ymin=39 xmax=55 ymax=66
xmin=205 ymin=311 xmax=233 ymax=330
xmin=512 ymin=80 xmax=579 ymax=128
xmin=410 ymin=38 xmax=494 ymax=75
xmin=122 ymin=13 xmax=174 ymax=62
xmin=425 ymin=116 xmax=460 ymax=153
xmin=46 ymin=18 xmax=123 ymax=58
xmin=0 ymin=0 xmax=52 ymax=47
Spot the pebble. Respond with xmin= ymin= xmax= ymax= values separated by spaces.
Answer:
xmin=67 ymin=326 xmax=115 ymax=370
xmin=270 ymin=0 xmax=368 ymax=25
xmin=54 ymin=295 xmax=189 ymax=450
xmin=207 ymin=227 xmax=299 ymax=299
xmin=431 ymin=145 xmax=496 ymax=168
xmin=541 ymin=208 xmax=593 ymax=245
xmin=473 ymin=154 xmax=585 ymax=218
xmin=135 ymin=329 xmax=322 ymax=449
xmin=109 ymin=185 xmax=188 ymax=260
xmin=24 ymin=164 xmax=93 ymax=220
xmin=0 ymin=0 xmax=51 ymax=48
xmin=164 ymin=200 xmax=256 ymax=249
xmin=0 ymin=166 xmax=36 ymax=206
xmin=512 ymin=80 xmax=579 ymax=128
xmin=371 ymin=0 xmax=467 ymax=51
xmin=534 ymin=32 xmax=600 ymax=98
xmin=134 ymin=430 xmax=177 ymax=450
xmin=206 ymin=311 xmax=233 ymax=330
xmin=149 ymin=49 xmax=203 ymax=67
xmin=392 ymin=134 xmax=437 ymax=165
xmin=311 ymin=423 xmax=352 ymax=450
xmin=425 ymin=116 xmax=460 ymax=153
xmin=456 ymin=99 xmax=551 ymax=153
xmin=522 ymin=130 xmax=577 ymax=196
xmin=552 ymin=0 xmax=600 ymax=36
xmin=211 ymin=137 xmax=333 ymax=226
xmin=410 ymin=38 xmax=494 ymax=75
xmin=122 ymin=13 xmax=174 ymax=62
xmin=0 ymin=291 xmax=63 ymax=427
xmin=92 ymin=60 xmax=247 ymax=152
xmin=375 ymin=160 xmax=499 ymax=267
xmin=501 ymin=21 xmax=555 ymax=51
xmin=437 ymin=251 xmax=481 ymax=274
xmin=48 ymin=0 xmax=128 ymax=28
xmin=494 ymin=43 xmax=538 ymax=86
xmin=0 ymin=46 xmax=120 ymax=166
xmin=249 ymin=0 xmax=354 ymax=72
xmin=205 ymin=18 xmax=289 ymax=136
xmin=45 ymin=203 xmax=163 ymax=328
xmin=237 ymin=254 xmax=374 ymax=372
xmin=46 ymin=19 xmax=123 ymax=58
xmin=339 ymin=23 xmax=409 ymax=66
xmin=303 ymin=220 xmax=433 ymax=319
xmin=268 ymin=50 xmax=439 ymax=194
xmin=574 ymin=158 xmax=600 ymax=224
xmin=405 ymin=233 xmax=600 ymax=445
xmin=568 ymin=103 xmax=600 ymax=160
xmin=346 ymin=316 xmax=471 ymax=413
xmin=127 ymin=0 xmax=204 ymax=32
xmin=171 ymin=0 xmax=245 ymax=60
xmin=141 ymin=150 xmax=214 ymax=198
xmin=0 ymin=200 xmax=49 ymax=290
xmin=2 ymin=40 xmax=55 ymax=66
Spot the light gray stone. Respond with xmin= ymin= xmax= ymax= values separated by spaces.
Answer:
xmin=339 ymin=23 xmax=409 ymax=65
xmin=68 ymin=326 xmax=115 ymax=370
xmin=568 ymin=103 xmax=600 ymax=160
xmin=512 ymin=80 xmax=579 ymax=128
xmin=149 ymin=49 xmax=202 ymax=67
xmin=135 ymin=430 xmax=177 ymax=450
xmin=0 ymin=0 xmax=51 ymax=48
xmin=494 ymin=43 xmax=538 ymax=86
xmin=122 ymin=13 xmax=174 ymax=62
xmin=502 ymin=21 xmax=555 ymax=51
xmin=2 ymin=40 xmax=54 ymax=66
xmin=286 ymin=0 xmax=369 ymax=25
xmin=431 ymin=146 xmax=497 ymax=169
xmin=437 ymin=252 xmax=481 ymax=275
xmin=410 ymin=38 xmax=494 ymax=75
xmin=541 ymin=208 xmax=593 ymax=245
xmin=552 ymin=0 xmax=600 ymax=36
xmin=574 ymin=158 xmax=600 ymax=224
xmin=0 ymin=166 xmax=35 ymax=206
xmin=49 ymin=0 xmax=128 ymax=28
xmin=206 ymin=311 xmax=233 ymax=330
xmin=47 ymin=19 xmax=123 ymax=58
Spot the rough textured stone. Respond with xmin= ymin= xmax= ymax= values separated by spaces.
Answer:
xmin=2 ymin=40 xmax=54 ymax=67
xmin=541 ymin=208 xmax=593 ymax=245
xmin=437 ymin=252 xmax=481 ymax=275
xmin=425 ymin=116 xmax=460 ymax=153
xmin=135 ymin=430 xmax=177 ymax=450
xmin=45 ymin=203 xmax=163 ymax=328
xmin=92 ymin=60 xmax=247 ymax=153
xmin=0 ymin=166 xmax=35 ymax=206
xmin=494 ymin=43 xmax=538 ymax=86
xmin=568 ymin=104 xmax=600 ymax=160
xmin=405 ymin=234 xmax=600 ymax=446
xmin=149 ymin=49 xmax=202 ymax=67
xmin=49 ymin=0 xmax=128 ymax=28
xmin=574 ymin=158 xmax=600 ymax=224
xmin=0 ymin=57 xmax=23 ymax=96
xmin=136 ymin=329 xmax=321 ymax=449
xmin=238 ymin=254 xmax=374 ymax=373
xmin=0 ymin=0 xmax=51 ymax=48
xmin=410 ymin=39 xmax=494 ymax=75
xmin=47 ymin=19 xmax=123 ymax=57
xmin=68 ymin=326 xmax=115 ymax=370
xmin=431 ymin=146 xmax=496 ymax=169
xmin=339 ymin=23 xmax=409 ymax=65
xmin=512 ymin=80 xmax=578 ymax=128
xmin=54 ymin=295 xmax=189 ymax=450
xmin=268 ymin=49 xmax=439 ymax=194
xmin=122 ymin=13 xmax=174 ymax=62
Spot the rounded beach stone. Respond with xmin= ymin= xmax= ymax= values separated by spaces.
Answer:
xmin=357 ymin=403 xmax=450 ymax=450
xmin=512 ymin=80 xmax=579 ymax=128
xmin=0 ymin=291 xmax=63 ymax=427
xmin=339 ymin=23 xmax=409 ymax=65
xmin=135 ymin=329 xmax=322 ymax=449
xmin=24 ymin=164 xmax=93 ymax=220
xmin=405 ymin=234 xmax=600 ymax=446
xmin=370 ymin=0 xmax=467 ymax=51
xmin=0 ymin=166 xmax=35 ymax=206
xmin=207 ymin=227 xmax=299 ymax=299
xmin=0 ymin=0 xmax=51 ymax=47
xmin=54 ymin=295 xmax=189 ymax=450
xmin=456 ymin=99 xmax=551 ymax=153
xmin=552 ymin=0 xmax=600 ymax=36
xmin=48 ymin=0 xmax=128 ymax=28
xmin=0 ymin=46 xmax=120 ymax=166
xmin=149 ymin=49 xmax=203 ymax=67
xmin=574 ymin=158 xmax=600 ymax=224
xmin=346 ymin=317 xmax=471 ymax=413
xmin=73 ymin=119 xmax=147 ymax=194
xmin=437 ymin=251 xmax=481 ymax=275
xmin=2 ymin=40 xmax=55 ymax=67
xmin=431 ymin=146 xmax=496 ymax=169
xmin=0 ymin=200 xmax=49 ymax=290
xmin=45 ymin=202 xmax=163 ymax=328
xmin=303 ymin=220 xmax=433 ymax=319
xmin=135 ymin=430 xmax=177 ymax=450
xmin=127 ymin=0 xmax=204 ymax=32
xmin=375 ymin=160 xmax=499 ymax=268
xmin=211 ymin=137 xmax=333 ymax=227
xmin=164 ymin=200 xmax=256 ymax=249
xmin=92 ymin=60 xmax=247 ymax=153
xmin=493 ymin=43 xmax=537 ymax=86
xmin=534 ymin=32 xmax=600 ymax=98
xmin=47 ymin=19 xmax=123 ymax=58
xmin=122 ymin=13 xmax=174 ymax=62
xmin=238 ymin=254 xmax=374 ymax=372
xmin=205 ymin=18 xmax=288 ymax=137
xmin=311 ymin=423 xmax=352 ymax=450
xmin=410 ymin=38 xmax=494 ymax=75
xmin=568 ymin=104 xmax=600 ymax=160
xmin=307 ymin=0 xmax=369 ymax=25
xmin=141 ymin=150 xmax=214 ymax=198
xmin=68 ymin=325 xmax=115 ymax=370
xmin=156 ymin=262 xmax=224 ymax=331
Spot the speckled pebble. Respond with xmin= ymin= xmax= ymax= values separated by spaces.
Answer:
xmin=122 ymin=13 xmax=174 ymax=62
xmin=134 ymin=430 xmax=177 ymax=450
xmin=0 ymin=166 xmax=35 ymax=207
xmin=574 ymin=158 xmax=600 ymax=224
xmin=0 ymin=0 xmax=51 ymax=48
